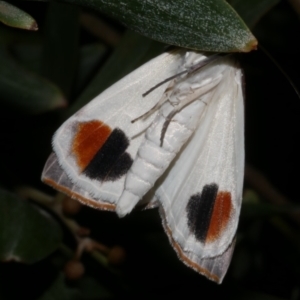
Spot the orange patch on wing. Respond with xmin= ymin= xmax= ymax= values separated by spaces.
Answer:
xmin=206 ymin=191 xmax=232 ymax=243
xmin=72 ymin=120 xmax=111 ymax=170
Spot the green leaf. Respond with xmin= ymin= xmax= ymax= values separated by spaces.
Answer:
xmin=229 ymin=0 xmax=280 ymax=28
xmin=10 ymin=43 xmax=42 ymax=73
xmin=0 ymin=188 xmax=63 ymax=264
xmin=63 ymin=0 xmax=257 ymax=52
xmin=73 ymin=43 xmax=107 ymax=95
xmin=41 ymin=2 xmax=80 ymax=97
xmin=75 ymin=277 xmax=112 ymax=299
xmin=0 ymin=1 xmax=38 ymax=30
xmin=37 ymin=274 xmax=112 ymax=300
xmin=0 ymin=46 xmax=67 ymax=114
xmin=38 ymin=274 xmax=77 ymax=300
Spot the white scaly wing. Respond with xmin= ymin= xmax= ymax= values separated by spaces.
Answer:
xmin=42 ymin=51 xmax=183 ymax=209
xmin=42 ymin=52 xmax=244 ymax=283
xmin=115 ymin=52 xmax=231 ymax=216
xmin=153 ymin=62 xmax=244 ymax=283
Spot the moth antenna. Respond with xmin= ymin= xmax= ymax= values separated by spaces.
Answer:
xmin=143 ymin=53 xmax=221 ymax=97
xmin=142 ymin=69 xmax=189 ymax=97
xmin=132 ymin=95 xmax=168 ymax=123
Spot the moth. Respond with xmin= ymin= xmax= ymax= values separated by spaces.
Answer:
xmin=42 ymin=50 xmax=244 ymax=283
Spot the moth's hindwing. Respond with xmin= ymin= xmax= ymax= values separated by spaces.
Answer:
xmin=155 ymin=63 xmax=244 ymax=283
xmin=42 ymin=152 xmax=115 ymax=210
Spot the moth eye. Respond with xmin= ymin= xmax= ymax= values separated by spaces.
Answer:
xmin=186 ymin=183 xmax=233 ymax=244
xmin=71 ymin=120 xmax=133 ymax=182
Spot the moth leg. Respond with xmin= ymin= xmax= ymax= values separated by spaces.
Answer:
xmin=160 ymin=75 xmax=222 ymax=146
xmin=131 ymin=80 xmax=177 ymax=123
xmin=131 ymin=94 xmax=168 ymax=123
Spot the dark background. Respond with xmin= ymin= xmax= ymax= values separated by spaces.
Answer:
xmin=0 ymin=1 xmax=300 ymax=299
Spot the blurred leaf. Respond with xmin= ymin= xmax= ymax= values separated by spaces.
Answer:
xmin=251 ymin=1 xmax=300 ymax=51
xmin=38 ymin=273 xmax=77 ymax=300
xmin=270 ymin=217 xmax=300 ymax=253
xmin=229 ymin=0 xmax=280 ymax=28
xmin=242 ymin=189 xmax=300 ymax=219
xmin=241 ymin=201 xmax=299 ymax=220
xmin=62 ymin=0 xmax=257 ymax=52
xmin=243 ymin=189 xmax=261 ymax=204
xmin=0 ymin=46 xmax=67 ymax=114
xmin=231 ymin=244 xmax=256 ymax=280
xmin=0 ymin=188 xmax=63 ymax=264
xmin=0 ymin=22 xmax=42 ymax=47
xmin=79 ymin=12 xmax=122 ymax=46
xmin=0 ymin=1 xmax=38 ymax=30
xmin=73 ymin=43 xmax=107 ymax=95
xmin=75 ymin=277 xmax=112 ymax=299
xmin=10 ymin=43 xmax=42 ymax=73
xmin=67 ymin=30 xmax=166 ymax=116
xmin=38 ymin=274 xmax=112 ymax=300
xmin=288 ymin=0 xmax=300 ymax=17
xmin=41 ymin=1 xmax=79 ymax=97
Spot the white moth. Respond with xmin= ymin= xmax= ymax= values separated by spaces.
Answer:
xmin=42 ymin=50 xmax=244 ymax=283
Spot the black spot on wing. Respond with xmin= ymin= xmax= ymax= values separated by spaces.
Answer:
xmin=83 ymin=128 xmax=133 ymax=181
xmin=104 ymin=152 xmax=133 ymax=181
xmin=186 ymin=183 xmax=218 ymax=243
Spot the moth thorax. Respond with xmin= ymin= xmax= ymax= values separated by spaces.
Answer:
xmin=169 ymin=78 xmax=200 ymax=106
xmin=183 ymin=51 xmax=208 ymax=69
